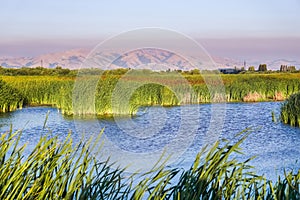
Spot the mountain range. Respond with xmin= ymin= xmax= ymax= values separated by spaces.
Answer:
xmin=0 ymin=48 xmax=299 ymax=71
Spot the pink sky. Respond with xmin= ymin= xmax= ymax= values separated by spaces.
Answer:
xmin=1 ymin=1 xmax=300 ymax=61
xmin=1 ymin=37 xmax=299 ymax=62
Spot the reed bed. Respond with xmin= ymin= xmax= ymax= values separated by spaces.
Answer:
xmin=280 ymin=93 xmax=300 ymax=126
xmin=0 ymin=129 xmax=299 ymax=199
xmin=0 ymin=79 xmax=24 ymax=112
xmin=1 ymin=72 xmax=300 ymax=115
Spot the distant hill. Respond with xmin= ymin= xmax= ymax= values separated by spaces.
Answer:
xmin=0 ymin=48 xmax=298 ymax=71
xmin=0 ymin=49 xmax=89 ymax=69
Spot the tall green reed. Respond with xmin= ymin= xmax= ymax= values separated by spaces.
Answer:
xmin=0 ymin=128 xmax=299 ymax=199
xmin=1 ymin=72 xmax=300 ymax=115
xmin=281 ymin=93 xmax=300 ymax=126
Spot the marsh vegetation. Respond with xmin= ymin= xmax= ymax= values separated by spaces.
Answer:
xmin=1 ymin=69 xmax=300 ymax=116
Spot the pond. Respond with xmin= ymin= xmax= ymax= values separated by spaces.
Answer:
xmin=0 ymin=102 xmax=299 ymax=181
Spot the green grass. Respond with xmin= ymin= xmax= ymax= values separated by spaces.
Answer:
xmin=0 ymin=129 xmax=299 ymax=199
xmin=1 ymin=71 xmax=300 ymax=115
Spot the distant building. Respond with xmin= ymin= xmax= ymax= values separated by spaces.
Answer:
xmin=218 ymin=68 xmax=240 ymax=74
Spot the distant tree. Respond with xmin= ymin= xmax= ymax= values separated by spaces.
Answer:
xmin=288 ymin=66 xmax=296 ymax=72
xmin=258 ymin=64 xmax=267 ymax=72
xmin=54 ymin=66 xmax=71 ymax=76
xmin=103 ymin=68 xmax=129 ymax=75
xmin=0 ymin=66 xmax=76 ymax=76
xmin=190 ymin=69 xmax=200 ymax=75
xmin=248 ymin=66 xmax=255 ymax=71
xmin=280 ymin=65 xmax=288 ymax=72
xmin=55 ymin=66 xmax=63 ymax=70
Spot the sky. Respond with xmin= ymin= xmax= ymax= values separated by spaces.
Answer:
xmin=1 ymin=0 xmax=300 ymax=60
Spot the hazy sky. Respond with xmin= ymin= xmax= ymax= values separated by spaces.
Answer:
xmin=1 ymin=0 xmax=300 ymax=59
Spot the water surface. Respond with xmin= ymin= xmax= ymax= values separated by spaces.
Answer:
xmin=0 ymin=102 xmax=299 ymax=181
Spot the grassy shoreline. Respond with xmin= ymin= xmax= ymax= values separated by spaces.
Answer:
xmin=1 ymin=72 xmax=300 ymax=116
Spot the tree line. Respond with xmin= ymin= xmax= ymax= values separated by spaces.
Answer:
xmin=0 ymin=65 xmax=299 ymax=76
xmin=0 ymin=66 xmax=75 ymax=76
xmin=248 ymin=64 xmax=297 ymax=72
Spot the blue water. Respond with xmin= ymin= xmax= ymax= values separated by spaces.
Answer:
xmin=0 ymin=102 xmax=299 ymax=181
